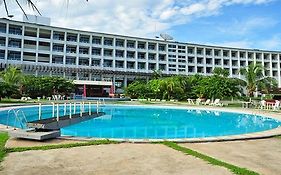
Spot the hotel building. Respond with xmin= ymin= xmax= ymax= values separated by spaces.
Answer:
xmin=0 ymin=17 xmax=280 ymax=97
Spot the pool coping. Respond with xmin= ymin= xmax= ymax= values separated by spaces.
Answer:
xmin=1 ymin=104 xmax=281 ymax=143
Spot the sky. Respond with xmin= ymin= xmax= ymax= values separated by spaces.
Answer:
xmin=1 ymin=0 xmax=281 ymax=51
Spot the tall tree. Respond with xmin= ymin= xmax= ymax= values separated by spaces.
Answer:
xmin=240 ymin=63 xmax=277 ymax=96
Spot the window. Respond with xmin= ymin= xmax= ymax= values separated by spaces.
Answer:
xmin=0 ymin=37 xmax=5 ymax=46
xmin=0 ymin=23 xmax=6 ymax=33
xmin=8 ymin=38 xmax=21 ymax=48
xmin=148 ymin=43 xmax=156 ymax=50
xmin=138 ymin=62 xmax=146 ymax=69
xmin=104 ymin=38 xmax=113 ymax=46
xmin=127 ymin=62 xmax=135 ymax=69
xmin=188 ymin=47 xmax=195 ymax=54
xmin=115 ymin=50 xmax=124 ymax=57
xmin=148 ymin=54 xmax=156 ymax=60
xmin=159 ymin=44 xmax=166 ymax=51
xmin=67 ymin=33 xmax=77 ymax=42
xmin=138 ymin=42 xmax=146 ymax=49
xmin=53 ymin=44 xmax=64 ymax=52
xmin=159 ymin=64 xmax=166 ymax=71
xmin=24 ymin=27 xmax=37 ymax=37
xmin=138 ymin=52 xmax=146 ymax=59
xmin=148 ymin=63 xmax=156 ymax=70
xmin=127 ymin=41 xmax=135 ymax=48
xmin=66 ymin=46 xmax=76 ymax=53
xmin=197 ymin=48 xmax=203 ymax=55
xmin=80 ymin=35 xmax=90 ymax=43
xmin=9 ymin=25 xmax=22 ymax=35
xmin=104 ymin=49 xmax=113 ymax=57
xmin=92 ymin=59 xmax=100 ymax=66
xmin=115 ymin=61 xmax=124 ymax=68
xmin=92 ymin=48 xmax=101 ymax=55
xmin=0 ymin=50 xmax=5 ymax=59
xmin=104 ymin=60 xmax=113 ymax=67
xmin=53 ymin=32 xmax=64 ymax=40
xmin=39 ymin=29 xmax=51 ymax=39
xmin=79 ymin=47 xmax=89 ymax=54
xmin=79 ymin=57 xmax=89 ymax=66
xmin=92 ymin=36 xmax=101 ymax=45
xmin=127 ymin=51 xmax=135 ymax=58
xmin=159 ymin=54 xmax=166 ymax=61
xmin=8 ymin=51 xmax=21 ymax=60
xmin=66 ymin=56 xmax=76 ymax=65
xmin=116 ymin=39 xmax=124 ymax=47
xmin=52 ymin=56 xmax=63 ymax=64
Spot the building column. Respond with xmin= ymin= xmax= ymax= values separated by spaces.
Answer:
xmin=83 ymin=84 xmax=87 ymax=97
xmin=124 ymin=75 xmax=128 ymax=88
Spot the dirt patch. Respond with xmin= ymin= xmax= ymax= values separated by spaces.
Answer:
xmin=181 ymin=138 xmax=281 ymax=175
xmin=5 ymin=137 xmax=86 ymax=148
xmin=1 ymin=143 xmax=232 ymax=175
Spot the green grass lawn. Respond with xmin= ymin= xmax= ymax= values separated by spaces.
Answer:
xmin=0 ymin=132 xmax=9 ymax=163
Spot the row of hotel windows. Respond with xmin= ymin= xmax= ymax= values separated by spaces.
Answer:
xmin=0 ymin=23 xmax=167 ymax=51
xmin=1 ymin=22 xmax=280 ymax=59
xmin=0 ymin=50 xmax=279 ymax=69
xmin=2 ymin=37 xmax=281 ymax=63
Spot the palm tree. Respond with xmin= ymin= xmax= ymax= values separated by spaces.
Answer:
xmin=1 ymin=0 xmax=88 ymax=18
xmin=1 ymin=0 xmax=41 ymax=18
xmin=1 ymin=66 xmax=23 ymax=85
xmin=240 ymin=62 xmax=277 ymax=96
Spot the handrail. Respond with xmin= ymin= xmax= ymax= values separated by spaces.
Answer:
xmin=7 ymin=109 xmax=17 ymax=128
xmin=6 ymin=109 xmax=28 ymax=129
xmin=16 ymin=110 xmax=28 ymax=129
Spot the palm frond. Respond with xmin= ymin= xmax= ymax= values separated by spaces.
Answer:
xmin=25 ymin=0 xmax=42 ymax=16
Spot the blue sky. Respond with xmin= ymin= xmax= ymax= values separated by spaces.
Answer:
xmin=1 ymin=0 xmax=280 ymax=50
xmin=171 ymin=1 xmax=281 ymax=50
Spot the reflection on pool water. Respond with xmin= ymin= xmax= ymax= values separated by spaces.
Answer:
xmin=0 ymin=105 xmax=280 ymax=139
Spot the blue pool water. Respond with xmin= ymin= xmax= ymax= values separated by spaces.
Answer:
xmin=0 ymin=105 xmax=280 ymax=139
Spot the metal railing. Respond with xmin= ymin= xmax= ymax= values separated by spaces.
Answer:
xmin=7 ymin=109 xmax=28 ymax=129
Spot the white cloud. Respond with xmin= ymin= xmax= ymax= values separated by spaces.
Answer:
xmin=0 ymin=0 xmax=275 ymax=38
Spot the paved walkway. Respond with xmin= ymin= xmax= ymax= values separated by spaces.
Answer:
xmin=1 ymin=143 xmax=232 ymax=175
xmin=181 ymin=138 xmax=281 ymax=175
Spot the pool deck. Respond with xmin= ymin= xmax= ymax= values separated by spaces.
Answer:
xmin=1 ymin=103 xmax=281 ymax=143
xmin=1 ymin=143 xmax=233 ymax=175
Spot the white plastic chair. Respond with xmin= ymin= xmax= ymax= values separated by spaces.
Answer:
xmin=273 ymin=100 xmax=280 ymax=111
xmin=196 ymin=98 xmax=202 ymax=105
xmin=203 ymin=99 xmax=211 ymax=105
xmin=259 ymin=100 xmax=266 ymax=109
xmin=211 ymin=99 xmax=223 ymax=106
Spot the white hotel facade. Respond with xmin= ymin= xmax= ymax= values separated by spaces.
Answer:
xmin=0 ymin=17 xmax=281 ymax=96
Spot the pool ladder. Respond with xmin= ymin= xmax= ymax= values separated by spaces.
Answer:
xmin=7 ymin=109 xmax=28 ymax=129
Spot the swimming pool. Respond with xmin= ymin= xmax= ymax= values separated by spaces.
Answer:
xmin=1 ymin=105 xmax=281 ymax=139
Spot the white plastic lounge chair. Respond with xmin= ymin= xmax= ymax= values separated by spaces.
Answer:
xmin=196 ymin=98 xmax=202 ymax=105
xmin=272 ymin=100 xmax=280 ymax=111
xmin=210 ymin=99 xmax=223 ymax=106
xmin=259 ymin=100 xmax=266 ymax=109
xmin=203 ymin=99 xmax=211 ymax=105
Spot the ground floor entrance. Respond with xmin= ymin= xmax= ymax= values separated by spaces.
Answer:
xmin=75 ymin=85 xmax=109 ymax=97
